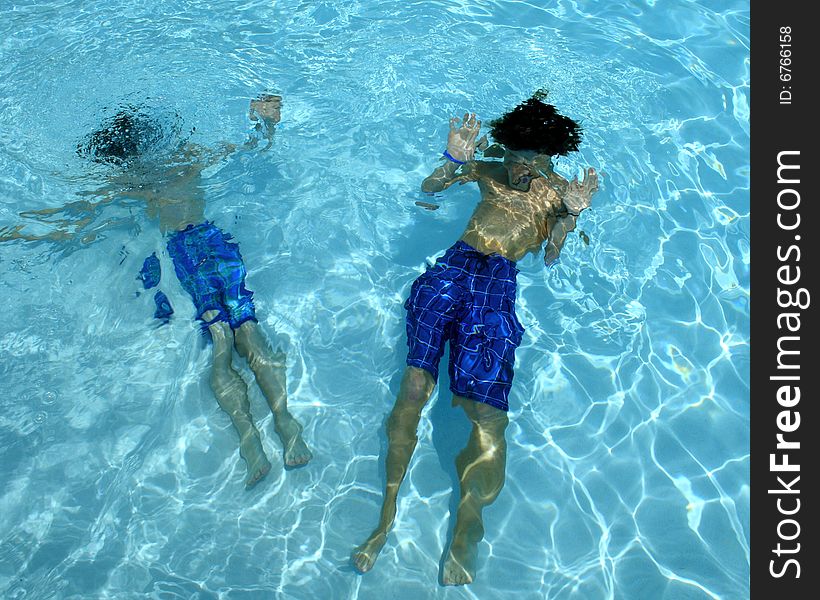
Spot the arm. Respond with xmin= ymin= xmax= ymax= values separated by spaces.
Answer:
xmin=181 ymin=94 xmax=283 ymax=168
xmin=421 ymin=113 xmax=483 ymax=193
xmin=2 ymin=97 xmax=283 ymax=245
xmin=0 ymin=224 xmax=75 ymax=243
xmin=543 ymin=210 xmax=577 ymax=266
xmin=0 ymin=183 xmax=141 ymax=245
xmin=0 ymin=210 xmax=133 ymax=246
xmin=544 ymin=167 xmax=598 ymax=266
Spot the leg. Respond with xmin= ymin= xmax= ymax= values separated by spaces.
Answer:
xmin=442 ymin=396 xmax=509 ymax=585
xmin=234 ymin=320 xmax=311 ymax=468
xmin=351 ymin=366 xmax=436 ymax=573
xmin=206 ymin=311 xmax=271 ymax=488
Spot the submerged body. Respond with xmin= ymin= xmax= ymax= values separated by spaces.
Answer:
xmin=2 ymin=96 xmax=312 ymax=487
xmin=353 ymin=107 xmax=597 ymax=585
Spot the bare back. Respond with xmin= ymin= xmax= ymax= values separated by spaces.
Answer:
xmin=140 ymin=160 xmax=208 ymax=233
xmin=98 ymin=144 xmax=219 ymax=234
xmin=458 ymin=161 xmax=568 ymax=261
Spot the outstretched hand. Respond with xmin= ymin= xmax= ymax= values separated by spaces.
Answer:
xmin=446 ymin=113 xmax=481 ymax=163
xmin=249 ymin=94 xmax=282 ymax=128
xmin=563 ymin=167 xmax=598 ymax=215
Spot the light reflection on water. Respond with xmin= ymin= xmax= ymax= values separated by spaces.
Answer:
xmin=0 ymin=1 xmax=748 ymax=598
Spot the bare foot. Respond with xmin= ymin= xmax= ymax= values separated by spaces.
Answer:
xmin=351 ymin=531 xmax=387 ymax=573
xmin=245 ymin=457 xmax=271 ymax=489
xmin=441 ymin=540 xmax=477 ymax=586
xmin=240 ymin=438 xmax=272 ymax=489
xmin=275 ymin=414 xmax=312 ymax=468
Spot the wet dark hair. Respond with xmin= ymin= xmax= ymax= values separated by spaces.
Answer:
xmin=77 ymin=105 xmax=185 ymax=165
xmin=489 ymin=90 xmax=582 ymax=157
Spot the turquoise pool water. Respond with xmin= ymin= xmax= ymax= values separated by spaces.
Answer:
xmin=0 ymin=1 xmax=750 ymax=598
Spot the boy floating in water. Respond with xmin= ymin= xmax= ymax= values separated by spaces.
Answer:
xmin=2 ymin=95 xmax=311 ymax=487
xmin=352 ymin=91 xmax=598 ymax=585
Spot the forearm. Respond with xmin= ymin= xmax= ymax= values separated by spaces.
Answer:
xmin=421 ymin=160 xmax=461 ymax=193
xmin=240 ymin=118 xmax=278 ymax=152
xmin=190 ymin=130 xmax=267 ymax=168
xmin=213 ymin=122 xmax=272 ymax=162
xmin=543 ymin=212 xmax=578 ymax=266
xmin=1 ymin=218 xmax=93 ymax=244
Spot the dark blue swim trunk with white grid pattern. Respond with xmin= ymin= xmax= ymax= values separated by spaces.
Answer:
xmin=404 ymin=241 xmax=525 ymax=411
xmin=166 ymin=221 xmax=257 ymax=330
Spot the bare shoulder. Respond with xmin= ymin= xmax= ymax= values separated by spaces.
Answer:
xmin=471 ymin=159 xmax=501 ymax=173
xmin=438 ymin=159 xmax=493 ymax=190
xmin=470 ymin=160 xmax=505 ymax=181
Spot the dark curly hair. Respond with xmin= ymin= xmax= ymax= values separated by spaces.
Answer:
xmin=489 ymin=90 xmax=582 ymax=156
xmin=77 ymin=105 xmax=186 ymax=166
xmin=77 ymin=109 xmax=152 ymax=165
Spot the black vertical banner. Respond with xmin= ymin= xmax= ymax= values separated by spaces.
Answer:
xmin=752 ymin=2 xmax=816 ymax=597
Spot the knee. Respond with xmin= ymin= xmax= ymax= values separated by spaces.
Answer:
xmin=402 ymin=367 xmax=434 ymax=403
xmin=210 ymin=365 xmax=243 ymax=398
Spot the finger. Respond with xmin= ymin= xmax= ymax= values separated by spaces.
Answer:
xmin=585 ymin=168 xmax=599 ymax=189
xmin=450 ymin=117 xmax=460 ymax=131
xmin=463 ymin=113 xmax=469 ymax=127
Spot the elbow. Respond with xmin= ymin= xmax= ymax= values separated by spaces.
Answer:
xmin=421 ymin=178 xmax=443 ymax=194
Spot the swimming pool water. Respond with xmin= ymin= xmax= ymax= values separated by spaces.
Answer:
xmin=0 ymin=1 xmax=750 ymax=598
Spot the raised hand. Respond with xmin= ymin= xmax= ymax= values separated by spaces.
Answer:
xmin=249 ymin=94 xmax=282 ymax=127
xmin=563 ymin=167 xmax=598 ymax=215
xmin=446 ymin=113 xmax=481 ymax=163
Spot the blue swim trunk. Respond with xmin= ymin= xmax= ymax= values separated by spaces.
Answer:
xmin=166 ymin=221 xmax=256 ymax=330
xmin=404 ymin=241 xmax=525 ymax=411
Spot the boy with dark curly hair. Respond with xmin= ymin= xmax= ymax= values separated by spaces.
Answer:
xmin=352 ymin=91 xmax=598 ymax=585
xmin=2 ymin=95 xmax=312 ymax=488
